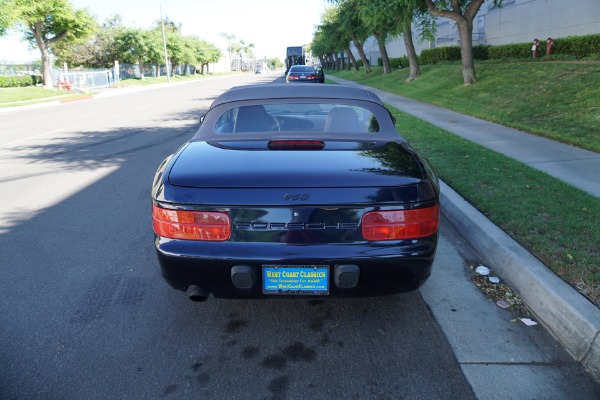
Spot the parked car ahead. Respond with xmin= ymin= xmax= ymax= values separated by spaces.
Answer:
xmin=285 ymin=65 xmax=320 ymax=83
xmin=151 ymin=83 xmax=440 ymax=302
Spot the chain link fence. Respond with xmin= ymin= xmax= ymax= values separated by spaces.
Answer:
xmin=53 ymin=67 xmax=118 ymax=92
xmin=0 ymin=62 xmax=42 ymax=77
xmin=1 ymin=61 xmax=197 ymax=92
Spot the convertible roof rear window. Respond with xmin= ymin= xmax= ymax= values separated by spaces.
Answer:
xmin=213 ymin=103 xmax=381 ymax=134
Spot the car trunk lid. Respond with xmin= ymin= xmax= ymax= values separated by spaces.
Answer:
xmin=168 ymin=140 xmax=424 ymax=189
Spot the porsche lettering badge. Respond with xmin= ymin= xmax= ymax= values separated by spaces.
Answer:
xmin=236 ymin=222 xmax=358 ymax=231
xmin=284 ymin=193 xmax=310 ymax=201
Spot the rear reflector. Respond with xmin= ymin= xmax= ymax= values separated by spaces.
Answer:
xmin=361 ymin=205 xmax=440 ymax=241
xmin=152 ymin=205 xmax=230 ymax=241
xmin=268 ymin=140 xmax=325 ymax=150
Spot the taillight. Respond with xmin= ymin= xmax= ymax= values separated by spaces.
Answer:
xmin=361 ymin=205 xmax=440 ymax=241
xmin=268 ymin=140 xmax=325 ymax=150
xmin=152 ymin=205 xmax=230 ymax=241
xmin=308 ymin=74 xmax=317 ymax=80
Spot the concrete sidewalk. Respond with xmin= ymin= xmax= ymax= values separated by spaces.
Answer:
xmin=329 ymin=76 xmax=600 ymax=382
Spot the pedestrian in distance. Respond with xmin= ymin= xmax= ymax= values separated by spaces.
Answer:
xmin=532 ymin=38 xmax=540 ymax=58
xmin=546 ymin=37 xmax=555 ymax=56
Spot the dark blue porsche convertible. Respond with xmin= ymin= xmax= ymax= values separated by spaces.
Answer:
xmin=152 ymin=84 xmax=440 ymax=301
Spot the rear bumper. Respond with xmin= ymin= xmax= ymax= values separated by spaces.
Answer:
xmin=155 ymin=236 xmax=437 ymax=298
xmin=285 ymin=79 xmax=319 ymax=83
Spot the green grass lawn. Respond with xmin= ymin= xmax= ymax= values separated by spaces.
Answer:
xmin=0 ymin=86 xmax=75 ymax=107
xmin=331 ymin=61 xmax=600 ymax=153
xmin=392 ymin=107 xmax=600 ymax=304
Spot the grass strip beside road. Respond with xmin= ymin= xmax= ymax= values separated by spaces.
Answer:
xmin=390 ymin=106 xmax=600 ymax=305
xmin=0 ymin=72 xmax=230 ymax=108
xmin=331 ymin=62 xmax=600 ymax=153
xmin=0 ymin=86 xmax=80 ymax=107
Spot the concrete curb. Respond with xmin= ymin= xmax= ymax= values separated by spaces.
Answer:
xmin=440 ymin=180 xmax=600 ymax=381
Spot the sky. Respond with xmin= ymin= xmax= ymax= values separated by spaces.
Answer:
xmin=0 ymin=0 xmax=329 ymax=63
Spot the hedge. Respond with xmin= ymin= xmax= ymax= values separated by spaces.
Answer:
xmin=419 ymin=46 xmax=462 ymax=65
xmin=378 ymin=56 xmax=410 ymax=69
xmin=417 ymin=34 xmax=600 ymax=64
xmin=0 ymin=75 xmax=43 ymax=88
xmin=418 ymin=45 xmax=491 ymax=65
xmin=488 ymin=35 xmax=600 ymax=60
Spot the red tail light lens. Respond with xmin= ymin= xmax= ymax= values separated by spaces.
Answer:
xmin=361 ymin=205 xmax=440 ymax=241
xmin=152 ymin=205 xmax=231 ymax=241
xmin=268 ymin=140 xmax=325 ymax=150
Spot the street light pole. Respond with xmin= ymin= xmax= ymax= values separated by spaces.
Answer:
xmin=160 ymin=2 xmax=170 ymax=83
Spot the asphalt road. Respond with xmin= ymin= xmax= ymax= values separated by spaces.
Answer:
xmin=0 ymin=73 xmax=597 ymax=399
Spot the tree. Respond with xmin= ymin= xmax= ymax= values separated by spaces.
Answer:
xmin=311 ymin=21 xmax=337 ymax=70
xmin=191 ymin=38 xmax=221 ymax=74
xmin=267 ymin=58 xmax=283 ymax=70
xmin=178 ymin=36 xmax=199 ymax=75
xmin=165 ymin=30 xmax=187 ymax=76
xmin=366 ymin=0 xmax=435 ymax=82
xmin=116 ymin=28 xmax=154 ymax=80
xmin=356 ymin=0 xmax=398 ymax=74
xmin=337 ymin=0 xmax=371 ymax=72
xmin=145 ymin=29 xmax=168 ymax=77
xmin=326 ymin=0 xmax=372 ymax=73
xmin=53 ymin=14 xmax=125 ymax=69
xmin=422 ymin=0 xmax=503 ymax=85
xmin=238 ymin=40 xmax=255 ymax=71
xmin=230 ymin=41 xmax=242 ymax=71
xmin=218 ymin=32 xmax=236 ymax=71
xmin=0 ymin=0 xmax=95 ymax=89
xmin=316 ymin=7 xmax=352 ymax=71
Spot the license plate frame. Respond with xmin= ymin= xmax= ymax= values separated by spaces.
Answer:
xmin=262 ymin=265 xmax=329 ymax=295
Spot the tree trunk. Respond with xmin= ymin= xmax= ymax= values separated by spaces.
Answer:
xmin=457 ymin=19 xmax=477 ymax=85
xmin=403 ymin=27 xmax=420 ymax=83
xmin=32 ymin=23 xmax=54 ymax=89
xmin=423 ymin=0 xmax=483 ymax=85
xmin=351 ymin=34 xmax=371 ymax=73
xmin=374 ymin=33 xmax=391 ymax=74
xmin=346 ymin=47 xmax=358 ymax=71
xmin=320 ymin=56 xmax=326 ymax=68
xmin=155 ymin=63 xmax=161 ymax=77
xmin=328 ymin=53 xmax=336 ymax=70
xmin=340 ymin=52 xmax=345 ymax=70
xmin=138 ymin=58 xmax=145 ymax=80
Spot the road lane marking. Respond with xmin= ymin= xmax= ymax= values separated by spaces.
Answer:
xmin=5 ymin=128 xmax=65 ymax=146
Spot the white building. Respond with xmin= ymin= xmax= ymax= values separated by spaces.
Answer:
xmin=353 ymin=0 xmax=600 ymax=66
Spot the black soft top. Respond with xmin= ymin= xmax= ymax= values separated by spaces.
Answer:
xmin=210 ymin=83 xmax=384 ymax=108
